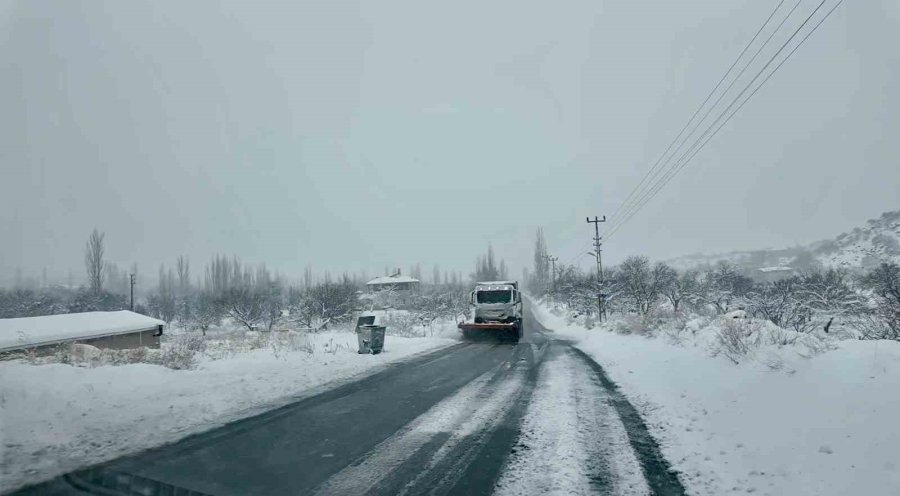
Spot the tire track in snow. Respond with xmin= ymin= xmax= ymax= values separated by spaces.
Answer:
xmin=495 ymin=348 xmax=651 ymax=495
xmin=312 ymin=359 xmax=528 ymax=495
xmin=569 ymin=346 xmax=686 ymax=496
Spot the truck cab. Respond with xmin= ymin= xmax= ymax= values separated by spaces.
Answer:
xmin=470 ymin=281 xmax=523 ymax=326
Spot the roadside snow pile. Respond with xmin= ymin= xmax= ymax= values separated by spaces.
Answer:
xmin=0 ymin=330 xmax=456 ymax=493
xmin=532 ymin=303 xmax=900 ymax=496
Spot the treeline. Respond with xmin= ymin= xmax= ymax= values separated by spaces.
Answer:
xmin=542 ymin=256 xmax=900 ymax=341
xmin=148 ymin=254 xmax=476 ymax=333
xmin=142 ymin=255 xmax=361 ymax=333
xmin=0 ymin=286 xmax=126 ymax=319
xmin=0 ymin=228 xmax=477 ymax=331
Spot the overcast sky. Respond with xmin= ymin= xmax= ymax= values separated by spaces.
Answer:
xmin=2 ymin=0 xmax=898 ymax=286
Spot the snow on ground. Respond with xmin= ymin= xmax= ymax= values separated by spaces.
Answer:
xmin=0 ymin=330 xmax=457 ymax=493
xmin=495 ymin=349 xmax=649 ymax=496
xmin=531 ymin=303 xmax=900 ymax=496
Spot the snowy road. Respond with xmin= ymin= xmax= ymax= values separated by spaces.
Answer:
xmin=15 ymin=307 xmax=683 ymax=496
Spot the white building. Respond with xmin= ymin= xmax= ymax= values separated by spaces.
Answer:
xmin=365 ymin=273 xmax=420 ymax=293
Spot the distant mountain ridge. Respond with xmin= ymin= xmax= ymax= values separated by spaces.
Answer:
xmin=666 ymin=210 xmax=900 ymax=275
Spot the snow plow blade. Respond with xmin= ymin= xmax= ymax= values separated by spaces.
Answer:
xmin=458 ymin=322 xmax=521 ymax=342
xmin=458 ymin=322 xmax=517 ymax=332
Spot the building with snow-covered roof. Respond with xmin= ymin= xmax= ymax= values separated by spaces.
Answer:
xmin=365 ymin=271 xmax=420 ymax=293
xmin=756 ymin=266 xmax=796 ymax=283
xmin=0 ymin=310 xmax=165 ymax=355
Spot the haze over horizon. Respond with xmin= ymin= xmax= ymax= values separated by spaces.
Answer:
xmin=3 ymin=0 xmax=899 ymax=286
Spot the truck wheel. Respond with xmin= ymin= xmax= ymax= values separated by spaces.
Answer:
xmin=508 ymin=323 xmax=520 ymax=342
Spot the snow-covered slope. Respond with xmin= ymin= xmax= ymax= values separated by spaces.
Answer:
xmin=667 ymin=210 xmax=900 ymax=273
xmin=810 ymin=210 xmax=900 ymax=270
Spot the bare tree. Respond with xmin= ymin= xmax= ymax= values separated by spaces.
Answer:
xmin=619 ymin=256 xmax=665 ymax=315
xmin=702 ymin=262 xmax=755 ymax=314
xmin=659 ymin=266 xmax=699 ymax=314
xmin=176 ymin=256 xmax=191 ymax=294
xmin=84 ymin=229 xmax=105 ymax=292
xmin=184 ymin=291 xmax=220 ymax=335
xmin=224 ymin=284 xmax=266 ymax=330
xmin=148 ymin=265 xmax=177 ymax=323
xmin=859 ymin=262 xmax=900 ymax=340
xmin=795 ymin=268 xmax=862 ymax=332
xmin=474 ymin=244 xmax=503 ymax=282
xmin=746 ymin=278 xmax=802 ymax=329
xmin=257 ymin=267 xmax=284 ymax=330
xmin=531 ymin=228 xmax=549 ymax=295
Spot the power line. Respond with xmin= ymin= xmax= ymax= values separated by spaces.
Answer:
xmin=604 ymin=0 xmax=842 ymax=241
xmin=606 ymin=0 xmax=791 ymax=231
xmin=605 ymin=0 xmax=807 ymax=237
xmin=606 ymin=0 xmax=836 ymax=240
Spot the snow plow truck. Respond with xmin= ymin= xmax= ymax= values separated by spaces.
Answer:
xmin=458 ymin=281 xmax=523 ymax=341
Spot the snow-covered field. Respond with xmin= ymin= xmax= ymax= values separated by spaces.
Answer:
xmin=0 ymin=328 xmax=457 ymax=493
xmin=531 ymin=303 xmax=900 ymax=496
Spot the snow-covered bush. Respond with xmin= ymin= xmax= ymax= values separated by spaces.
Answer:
xmin=858 ymin=262 xmax=900 ymax=341
xmin=610 ymin=313 xmax=654 ymax=335
xmin=380 ymin=311 xmax=423 ymax=337
xmin=714 ymin=319 xmax=759 ymax=364
xmin=156 ymin=335 xmax=201 ymax=370
xmin=710 ymin=316 xmax=831 ymax=364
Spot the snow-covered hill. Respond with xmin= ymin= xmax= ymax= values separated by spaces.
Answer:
xmin=667 ymin=210 xmax=900 ymax=274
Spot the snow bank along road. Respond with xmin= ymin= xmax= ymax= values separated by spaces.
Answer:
xmin=15 ymin=306 xmax=684 ymax=496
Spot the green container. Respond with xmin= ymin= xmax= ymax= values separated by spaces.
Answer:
xmin=357 ymin=324 xmax=385 ymax=355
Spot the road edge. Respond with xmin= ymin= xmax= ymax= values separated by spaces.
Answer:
xmin=568 ymin=346 xmax=687 ymax=496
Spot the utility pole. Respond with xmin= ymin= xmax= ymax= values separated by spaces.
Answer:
xmin=545 ymin=255 xmax=558 ymax=305
xmin=129 ymin=273 xmax=136 ymax=311
xmin=586 ymin=216 xmax=606 ymax=321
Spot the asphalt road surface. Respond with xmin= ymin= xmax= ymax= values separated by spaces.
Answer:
xmin=17 ymin=304 xmax=684 ymax=496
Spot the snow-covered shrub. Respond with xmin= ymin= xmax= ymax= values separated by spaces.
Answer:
xmin=712 ymin=318 xmax=770 ymax=364
xmin=711 ymin=316 xmax=831 ymax=364
xmin=583 ymin=313 xmax=596 ymax=330
xmin=142 ymin=333 xmax=207 ymax=369
xmin=157 ymin=342 xmax=197 ymax=370
xmin=611 ymin=313 xmax=653 ymax=335
xmin=52 ymin=343 xmax=72 ymax=365
xmin=266 ymin=331 xmax=316 ymax=358
xmin=380 ymin=312 xmax=423 ymax=337
xmin=657 ymin=312 xmax=695 ymax=344
xmin=165 ymin=332 xmax=207 ymax=354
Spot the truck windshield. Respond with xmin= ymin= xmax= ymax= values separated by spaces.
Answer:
xmin=476 ymin=290 xmax=512 ymax=304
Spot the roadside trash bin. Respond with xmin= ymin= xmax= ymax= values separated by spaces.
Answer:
xmin=357 ymin=324 xmax=386 ymax=355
